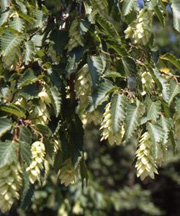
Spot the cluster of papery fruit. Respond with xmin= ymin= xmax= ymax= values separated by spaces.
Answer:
xmin=135 ymin=132 xmax=158 ymax=180
xmin=0 ymin=162 xmax=22 ymax=213
xmin=26 ymin=141 xmax=46 ymax=184
xmin=59 ymin=158 xmax=79 ymax=187
xmin=125 ymin=8 xmax=153 ymax=45
xmin=100 ymin=102 xmax=125 ymax=146
xmin=75 ymin=64 xmax=92 ymax=113
xmin=141 ymin=71 xmax=155 ymax=95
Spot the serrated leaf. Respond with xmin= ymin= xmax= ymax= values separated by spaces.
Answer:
xmin=21 ymin=173 xmax=34 ymax=210
xmin=154 ymin=5 xmax=166 ymax=26
xmin=168 ymin=80 xmax=180 ymax=106
xmin=122 ymin=0 xmax=138 ymax=16
xmin=147 ymin=122 xmax=164 ymax=158
xmin=0 ymin=0 xmax=10 ymax=11
xmin=160 ymin=53 xmax=180 ymax=70
xmin=19 ymin=126 xmax=32 ymax=164
xmin=153 ymin=68 xmax=170 ymax=102
xmin=159 ymin=116 xmax=172 ymax=145
xmin=175 ymin=98 xmax=180 ymax=117
xmin=10 ymin=17 xmax=25 ymax=32
xmin=103 ymin=71 xmax=124 ymax=79
xmin=0 ymin=9 xmax=10 ymax=26
xmin=111 ymin=94 xmax=127 ymax=134
xmin=96 ymin=14 xmax=121 ymax=43
xmin=35 ymin=124 xmax=52 ymax=138
xmin=88 ymin=80 xmax=114 ymax=112
xmin=50 ymin=87 xmax=61 ymax=117
xmin=0 ymin=117 xmax=12 ymax=138
xmin=90 ymin=55 xmax=106 ymax=74
xmin=122 ymin=57 xmax=136 ymax=77
xmin=141 ymin=97 xmax=161 ymax=124
xmin=125 ymin=100 xmax=144 ymax=139
xmin=0 ymin=32 xmax=24 ymax=57
xmin=0 ymin=140 xmax=19 ymax=168
xmin=171 ymin=0 xmax=180 ymax=33
xmin=19 ymin=84 xmax=41 ymax=100
xmin=24 ymin=41 xmax=35 ymax=65
xmin=0 ymin=104 xmax=26 ymax=118
xmin=18 ymin=69 xmax=37 ymax=88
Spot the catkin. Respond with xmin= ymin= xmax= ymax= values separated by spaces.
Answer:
xmin=26 ymin=141 xmax=45 ymax=184
xmin=75 ymin=64 xmax=92 ymax=112
xmin=125 ymin=9 xmax=153 ymax=45
xmin=59 ymin=158 xmax=78 ymax=187
xmin=135 ymin=132 xmax=158 ymax=180
xmin=100 ymin=102 xmax=125 ymax=145
xmin=0 ymin=162 xmax=22 ymax=213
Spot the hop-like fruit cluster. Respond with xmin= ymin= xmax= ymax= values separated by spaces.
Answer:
xmin=81 ymin=110 xmax=102 ymax=126
xmin=75 ymin=64 xmax=92 ymax=112
xmin=29 ymin=88 xmax=51 ymax=125
xmin=100 ymin=102 xmax=125 ymax=145
xmin=67 ymin=19 xmax=84 ymax=52
xmin=59 ymin=158 xmax=79 ymax=187
xmin=125 ymin=9 xmax=153 ymax=45
xmin=135 ymin=132 xmax=158 ymax=181
xmin=26 ymin=141 xmax=45 ymax=184
xmin=0 ymin=162 xmax=22 ymax=213
xmin=141 ymin=71 xmax=155 ymax=95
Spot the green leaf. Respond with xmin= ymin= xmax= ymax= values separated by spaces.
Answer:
xmin=21 ymin=173 xmax=34 ymax=210
xmin=10 ymin=17 xmax=25 ymax=32
xmin=153 ymin=68 xmax=170 ymax=102
xmin=50 ymin=87 xmax=61 ymax=117
xmin=111 ymin=94 xmax=127 ymax=134
xmin=0 ymin=9 xmax=10 ymax=26
xmin=168 ymin=80 xmax=180 ymax=106
xmin=171 ymin=0 xmax=180 ymax=33
xmin=24 ymin=41 xmax=35 ymax=65
xmin=125 ymin=100 xmax=144 ymax=139
xmin=147 ymin=122 xmax=164 ymax=158
xmin=90 ymin=55 xmax=106 ymax=74
xmin=0 ymin=32 xmax=24 ymax=57
xmin=0 ymin=104 xmax=26 ymax=118
xmin=141 ymin=97 xmax=161 ymax=124
xmin=19 ymin=84 xmax=41 ymax=100
xmin=96 ymin=14 xmax=121 ymax=43
xmin=35 ymin=124 xmax=52 ymax=138
xmin=159 ymin=116 xmax=172 ymax=145
xmin=0 ymin=117 xmax=12 ymax=138
xmin=154 ymin=5 xmax=166 ymax=26
xmin=0 ymin=0 xmax=10 ymax=11
xmin=175 ymin=98 xmax=180 ymax=117
xmin=103 ymin=71 xmax=124 ymax=79
xmin=18 ymin=69 xmax=37 ymax=88
xmin=88 ymin=80 xmax=114 ymax=112
xmin=122 ymin=57 xmax=136 ymax=77
xmin=160 ymin=53 xmax=180 ymax=70
xmin=19 ymin=126 xmax=32 ymax=164
xmin=0 ymin=140 xmax=19 ymax=168
xmin=122 ymin=0 xmax=138 ymax=16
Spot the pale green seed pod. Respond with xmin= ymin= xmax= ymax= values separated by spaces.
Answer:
xmin=141 ymin=71 xmax=155 ymax=95
xmin=100 ymin=102 xmax=125 ymax=145
xmin=125 ymin=9 xmax=153 ymax=45
xmin=0 ymin=162 xmax=22 ymax=213
xmin=38 ymin=88 xmax=52 ymax=105
xmin=26 ymin=141 xmax=45 ymax=184
xmin=135 ymin=132 xmax=158 ymax=181
xmin=59 ymin=158 xmax=79 ymax=187
xmin=75 ymin=64 xmax=92 ymax=112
